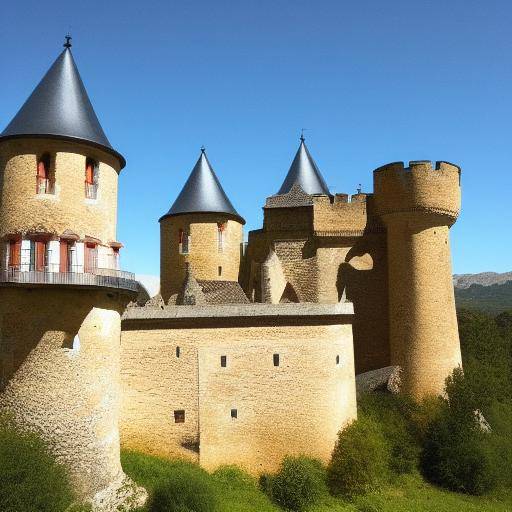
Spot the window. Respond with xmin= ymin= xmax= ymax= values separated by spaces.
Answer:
xmin=231 ymin=409 xmax=237 ymax=419
xmin=8 ymin=240 xmax=21 ymax=269
xmin=218 ymin=266 xmax=222 ymax=276
xmin=221 ymin=355 xmax=227 ymax=367
xmin=84 ymin=243 xmax=98 ymax=273
xmin=29 ymin=240 xmax=48 ymax=272
xmin=336 ymin=355 xmax=340 ymax=365
xmin=85 ymin=158 xmax=98 ymax=199
xmin=176 ymin=346 xmax=180 ymax=358
xmin=59 ymin=240 xmax=74 ymax=273
xmin=179 ymin=229 xmax=190 ymax=254
xmin=273 ymin=353 xmax=280 ymax=367
xmin=36 ymin=153 xmax=54 ymax=194
xmin=174 ymin=410 xmax=185 ymax=423
xmin=217 ymin=222 xmax=226 ymax=252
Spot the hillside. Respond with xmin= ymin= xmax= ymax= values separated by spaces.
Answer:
xmin=455 ymin=280 xmax=512 ymax=314
xmin=453 ymin=272 xmax=512 ymax=289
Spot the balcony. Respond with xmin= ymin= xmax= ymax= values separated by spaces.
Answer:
xmin=2 ymin=249 xmax=138 ymax=292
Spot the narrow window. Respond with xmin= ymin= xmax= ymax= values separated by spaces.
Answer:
xmin=112 ymin=247 xmax=120 ymax=270
xmin=231 ymin=409 xmax=237 ymax=419
xmin=84 ymin=243 xmax=97 ymax=273
xmin=336 ymin=355 xmax=340 ymax=365
xmin=36 ymin=153 xmax=54 ymax=194
xmin=179 ymin=229 xmax=190 ymax=254
xmin=85 ymin=158 xmax=98 ymax=199
xmin=176 ymin=346 xmax=180 ymax=358
xmin=221 ymin=355 xmax=227 ymax=367
xmin=273 ymin=353 xmax=280 ymax=367
xmin=174 ymin=410 xmax=185 ymax=423
xmin=8 ymin=239 xmax=21 ymax=269
xmin=59 ymin=240 xmax=74 ymax=273
xmin=32 ymin=240 xmax=47 ymax=272
xmin=218 ymin=266 xmax=222 ymax=276
xmin=217 ymin=222 xmax=226 ymax=252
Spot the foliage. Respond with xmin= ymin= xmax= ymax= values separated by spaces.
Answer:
xmin=0 ymin=414 xmax=76 ymax=512
xmin=328 ymin=415 xmax=390 ymax=497
xmin=455 ymin=281 xmax=512 ymax=315
xmin=122 ymin=451 xmax=279 ymax=512
xmin=421 ymin=368 xmax=499 ymax=495
xmin=261 ymin=456 xmax=328 ymax=511
xmin=358 ymin=393 xmax=420 ymax=475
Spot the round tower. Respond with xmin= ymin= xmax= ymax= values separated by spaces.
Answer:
xmin=0 ymin=39 xmax=145 ymax=508
xmin=373 ymin=160 xmax=462 ymax=399
xmin=160 ymin=149 xmax=245 ymax=302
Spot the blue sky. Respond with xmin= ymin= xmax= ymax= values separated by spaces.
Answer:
xmin=1 ymin=0 xmax=511 ymax=275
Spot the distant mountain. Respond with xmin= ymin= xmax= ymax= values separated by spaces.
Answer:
xmin=454 ymin=272 xmax=512 ymax=315
xmin=453 ymin=271 xmax=512 ymax=289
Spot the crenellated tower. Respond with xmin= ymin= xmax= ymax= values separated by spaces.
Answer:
xmin=373 ymin=160 xmax=462 ymax=398
xmin=159 ymin=148 xmax=245 ymax=302
xmin=0 ymin=39 xmax=145 ymax=509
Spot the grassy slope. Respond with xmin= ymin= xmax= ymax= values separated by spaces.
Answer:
xmin=122 ymin=451 xmax=511 ymax=512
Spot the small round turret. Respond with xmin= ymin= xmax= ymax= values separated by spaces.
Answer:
xmin=373 ymin=160 xmax=462 ymax=399
xmin=160 ymin=149 xmax=245 ymax=302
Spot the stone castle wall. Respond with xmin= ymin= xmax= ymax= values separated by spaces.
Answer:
xmin=160 ymin=213 xmax=244 ymax=301
xmin=374 ymin=161 xmax=462 ymax=398
xmin=120 ymin=304 xmax=357 ymax=474
xmin=0 ymin=139 xmax=119 ymax=244
xmin=0 ymin=286 xmax=129 ymax=500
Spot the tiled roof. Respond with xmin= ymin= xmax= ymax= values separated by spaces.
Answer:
xmin=197 ymin=280 xmax=250 ymax=304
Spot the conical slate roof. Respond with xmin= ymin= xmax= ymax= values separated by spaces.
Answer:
xmin=161 ymin=149 xmax=245 ymax=224
xmin=0 ymin=41 xmax=125 ymax=168
xmin=277 ymin=137 xmax=330 ymax=196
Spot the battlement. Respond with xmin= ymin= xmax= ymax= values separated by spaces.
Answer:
xmin=373 ymin=160 xmax=461 ymax=224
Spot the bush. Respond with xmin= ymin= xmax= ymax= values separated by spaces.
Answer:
xmin=0 ymin=415 xmax=76 ymax=512
xmin=261 ymin=456 xmax=328 ymax=511
xmin=327 ymin=415 xmax=390 ymax=497
xmin=148 ymin=465 xmax=217 ymax=512
xmin=359 ymin=393 xmax=420 ymax=475
xmin=421 ymin=369 xmax=499 ymax=495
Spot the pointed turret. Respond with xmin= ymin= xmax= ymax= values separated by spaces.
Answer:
xmin=159 ymin=149 xmax=245 ymax=301
xmin=161 ymin=148 xmax=244 ymax=224
xmin=0 ymin=38 xmax=125 ymax=168
xmin=277 ymin=136 xmax=330 ymax=196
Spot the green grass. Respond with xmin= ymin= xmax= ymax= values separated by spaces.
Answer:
xmin=121 ymin=451 xmax=511 ymax=512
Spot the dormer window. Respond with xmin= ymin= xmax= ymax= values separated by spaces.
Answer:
xmin=179 ymin=229 xmax=190 ymax=255
xmin=85 ymin=158 xmax=98 ymax=199
xmin=36 ymin=153 xmax=54 ymax=194
xmin=217 ymin=222 xmax=226 ymax=252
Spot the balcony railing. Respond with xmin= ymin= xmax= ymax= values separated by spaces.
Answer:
xmin=3 ymin=249 xmax=137 ymax=292
xmin=85 ymin=182 xmax=98 ymax=199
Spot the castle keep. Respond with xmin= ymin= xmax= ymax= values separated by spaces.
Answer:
xmin=0 ymin=41 xmax=462 ymax=509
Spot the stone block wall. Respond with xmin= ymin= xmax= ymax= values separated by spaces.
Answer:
xmin=160 ymin=213 xmax=244 ymax=301
xmin=0 ymin=139 xmax=120 ymax=244
xmin=120 ymin=305 xmax=357 ymax=474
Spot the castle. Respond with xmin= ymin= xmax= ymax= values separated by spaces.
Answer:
xmin=0 ymin=41 xmax=462 ymax=510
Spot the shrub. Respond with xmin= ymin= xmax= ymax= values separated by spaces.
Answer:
xmin=262 ymin=456 xmax=328 ymax=511
xmin=421 ymin=368 xmax=499 ymax=495
xmin=0 ymin=414 xmax=76 ymax=512
xmin=359 ymin=393 xmax=420 ymax=475
xmin=148 ymin=465 xmax=217 ymax=512
xmin=328 ymin=415 xmax=390 ymax=497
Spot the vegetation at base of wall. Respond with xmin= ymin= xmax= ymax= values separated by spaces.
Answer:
xmin=327 ymin=415 xmax=391 ymax=497
xmin=260 ymin=456 xmax=329 ymax=511
xmin=0 ymin=414 xmax=78 ymax=512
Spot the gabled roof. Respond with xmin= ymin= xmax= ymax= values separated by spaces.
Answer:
xmin=161 ymin=149 xmax=245 ymax=224
xmin=277 ymin=137 xmax=330 ymax=196
xmin=0 ymin=42 xmax=125 ymax=168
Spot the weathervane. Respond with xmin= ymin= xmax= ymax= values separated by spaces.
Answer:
xmin=63 ymin=34 xmax=72 ymax=49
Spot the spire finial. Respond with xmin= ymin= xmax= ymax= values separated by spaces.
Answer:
xmin=300 ymin=128 xmax=306 ymax=142
xmin=200 ymin=145 xmax=205 ymax=154
xmin=63 ymin=34 xmax=72 ymax=49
